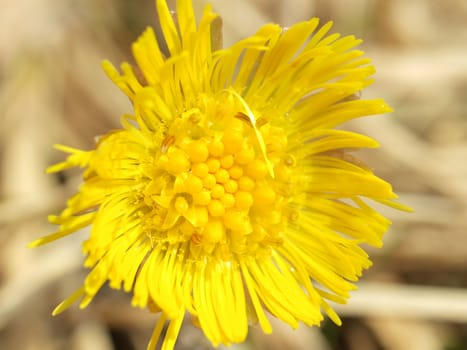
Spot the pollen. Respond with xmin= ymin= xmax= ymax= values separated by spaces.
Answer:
xmin=238 ymin=176 xmax=255 ymax=191
xmin=192 ymin=163 xmax=209 ymax=178
xmin=215 ymin=168 xmax=230 ymax=184
xmin=184 ymin=174 xmax=203 ymax=193
xmin=235 ymin=191 xmax=254 ymax=210
xmin=246 ymin=160 xmax=268 ymax=179
xmin=193 ymin=190 xmax=211 ymax=206
xmin=202 ymin=174 xmax=217 ymax=189
xmin=229 ymin=165 xmax=243 ymax=180
xmin=208 ymin=200 xmax=225 ymax=217
xmin=207 ymin=158 xmax=221 ymax=173
xmin=221 ymin=193 xmax=236 ymax=208
xmin=222 ymin=130 xmax=244 ymax=154
xmin=235 ymin=147 xmax=255 ymax=165
xmin=208 ymin=140 xmax=224 ymax=157
xmin=186 ymin=140 xmax=209 ymax=163
xmin=140 ymin=104 xmax=288 ymax=262
xmin=164 ymin=149 xmax=190 ymax=175
xmin=224 ymin=179 xmax=238 ymax=193
xmin=211 ymin=184 xmax=225 ymax=198
xmin=220 ymin=154 xmax=234 ymax=169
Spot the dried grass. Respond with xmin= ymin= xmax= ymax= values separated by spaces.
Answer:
xmin=1 ymin=0 xmax=466 ymax=349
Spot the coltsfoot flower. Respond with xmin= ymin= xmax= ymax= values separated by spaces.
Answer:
xmin=30 ymin=0 xmax=410 ymax=349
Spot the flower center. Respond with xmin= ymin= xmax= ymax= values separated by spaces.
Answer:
xmin=142 ymin=98 xmax=294 ymax=261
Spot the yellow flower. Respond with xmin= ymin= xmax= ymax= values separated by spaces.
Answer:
xmin=30 ymin=0 xmax=410 ymax=349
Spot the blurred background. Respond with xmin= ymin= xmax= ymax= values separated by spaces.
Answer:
xmin=1 ymin=0 xmax=467 ymax=349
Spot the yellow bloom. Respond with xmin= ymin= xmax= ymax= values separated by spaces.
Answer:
xmin=30 ymin=0 xmax=410 ymax=349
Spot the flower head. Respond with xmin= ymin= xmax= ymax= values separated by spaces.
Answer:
xmin=30 ymin=0 xmax=410 ymax=349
